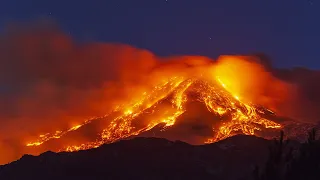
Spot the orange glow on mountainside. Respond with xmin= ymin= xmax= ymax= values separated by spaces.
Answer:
xmin=26 ymin=60 xmax=282 ymax=152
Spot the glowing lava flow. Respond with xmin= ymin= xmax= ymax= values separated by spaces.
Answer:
xmin=26 ymin=76 xmax=282 ymax=152
xmin=26 ymin=120 xmax=90 ymax=147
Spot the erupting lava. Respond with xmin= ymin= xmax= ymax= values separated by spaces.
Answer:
xmin=26 ymin=73 xmax=282 ymax=152
xmin=2 ymin=27 xmax=318 ymax=166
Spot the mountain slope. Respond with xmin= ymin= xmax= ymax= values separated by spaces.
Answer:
xmin=25 ymin=77 xmax=282 ymax=153
xmin=1 ymin=135 xmax=280 ymax=180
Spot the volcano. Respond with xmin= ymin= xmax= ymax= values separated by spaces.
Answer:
xmin=26 ymin=76 xmax=285 ymax=153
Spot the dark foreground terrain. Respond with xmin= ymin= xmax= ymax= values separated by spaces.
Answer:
xmin=0 ymin=134 xmax=319 ymax=180
xmin=0 ymin=135 xmax=272 ymax=180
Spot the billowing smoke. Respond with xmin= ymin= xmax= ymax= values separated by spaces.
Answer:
xmin=0 ymin=21 xmax=319 ymax=164
xmin=209 ymin=55 xmax=295 ymax=112
xmin=272 ymin=67 xmax=320 ymax=123
xmin=0 ymin=22 xmax=161 ymax=164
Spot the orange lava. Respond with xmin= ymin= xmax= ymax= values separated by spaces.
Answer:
xmin=26 ymin=74 xmax=282 ymax=152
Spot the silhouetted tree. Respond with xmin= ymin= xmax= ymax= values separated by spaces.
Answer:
xmin=255 ymin=128 xmax=320 ymax=180
xmin=285 ymin=128 xmax=320 ymax=180
xmin=308 ymin=128 xmax=317 ymax=143
xmin=252 ymin=165 xmax=260 ymax=180
xmin=253 ymin=131 xmax=291 ymax=180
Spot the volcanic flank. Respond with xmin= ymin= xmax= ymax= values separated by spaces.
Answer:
xmin=3 ymin=52 xmax=299 ymax=163
xmin=25 ymin=76 xmax=282 ymax=153
xmin=1 ymin=26 xmax=320 ymax=165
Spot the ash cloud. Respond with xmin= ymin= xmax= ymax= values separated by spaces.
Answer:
xmin=273 ymin=67 xmax=320 ymax=123
xmin=0 ymin=21 xmax=161 ymax=164
xmin=249 ymin=53 xmax=320 ymax=123
xmin=0 ymin=21 xmax=319 ymax=164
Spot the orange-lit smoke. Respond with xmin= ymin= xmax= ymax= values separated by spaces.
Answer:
xmin=0 ymin=21 xmax=318 ymax=165
xmin=210 ymin=55 xmax=295 ymax=113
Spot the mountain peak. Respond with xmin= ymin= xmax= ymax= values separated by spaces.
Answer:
xmin=24 ymin=77 xmax=282 ymax=153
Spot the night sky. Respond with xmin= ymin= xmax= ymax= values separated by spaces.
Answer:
xmin=0 ymin=0 xmax=319 ymax=68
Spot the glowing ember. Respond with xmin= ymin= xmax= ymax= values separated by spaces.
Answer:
xmin=26 ymin=75 xmax=281 ymax=152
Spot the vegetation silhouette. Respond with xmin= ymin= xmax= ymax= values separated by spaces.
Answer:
xmin=253 ymin=129 xmax=320 ymax=180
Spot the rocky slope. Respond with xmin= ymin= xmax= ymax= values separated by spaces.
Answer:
xmin=0 ymin=135 xmax=296 ymax=180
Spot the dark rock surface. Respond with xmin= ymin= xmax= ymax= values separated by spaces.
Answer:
xmin=0 ymin=135 xmax=296 ymax=180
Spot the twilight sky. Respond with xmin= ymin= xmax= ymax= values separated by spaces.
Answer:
xmin=0 ymin=0 xmax=319 ymax=68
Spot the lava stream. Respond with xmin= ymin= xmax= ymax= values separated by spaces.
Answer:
xmin=26 ymin=76 xmax=282 ymax=152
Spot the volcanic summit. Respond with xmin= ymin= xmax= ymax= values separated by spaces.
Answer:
xmin=26 ymin=74 xmax=282 ymax=153
xmin=3 ymin=41 xmax=317 ymax=165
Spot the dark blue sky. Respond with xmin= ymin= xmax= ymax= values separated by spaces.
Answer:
xmin=0 ymin=0 xmax=319 ymax=68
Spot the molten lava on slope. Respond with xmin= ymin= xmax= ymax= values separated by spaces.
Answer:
xmin=26 ymin=75 xmax=281 ymax=152
xmin=3 ymin=27 xmax=320 ymax=166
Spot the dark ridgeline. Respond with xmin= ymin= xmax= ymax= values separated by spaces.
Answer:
xmin=0 ymin=130 xmax=320 ymax=180
xmin=253 ymin=129 xmax=320 ymax=180
xmin=0 ymin=135 xmax=272 ymax=180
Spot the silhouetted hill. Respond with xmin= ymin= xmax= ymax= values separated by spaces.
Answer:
xmin=0 ymin=135 xmax=290 ymax=180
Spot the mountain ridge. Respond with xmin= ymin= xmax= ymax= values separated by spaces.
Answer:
xmin=0 ymin=135 xmax=293 ymax=180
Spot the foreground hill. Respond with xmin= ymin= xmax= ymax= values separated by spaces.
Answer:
xmin=0 ymin=135 xmax=283 ymax=180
